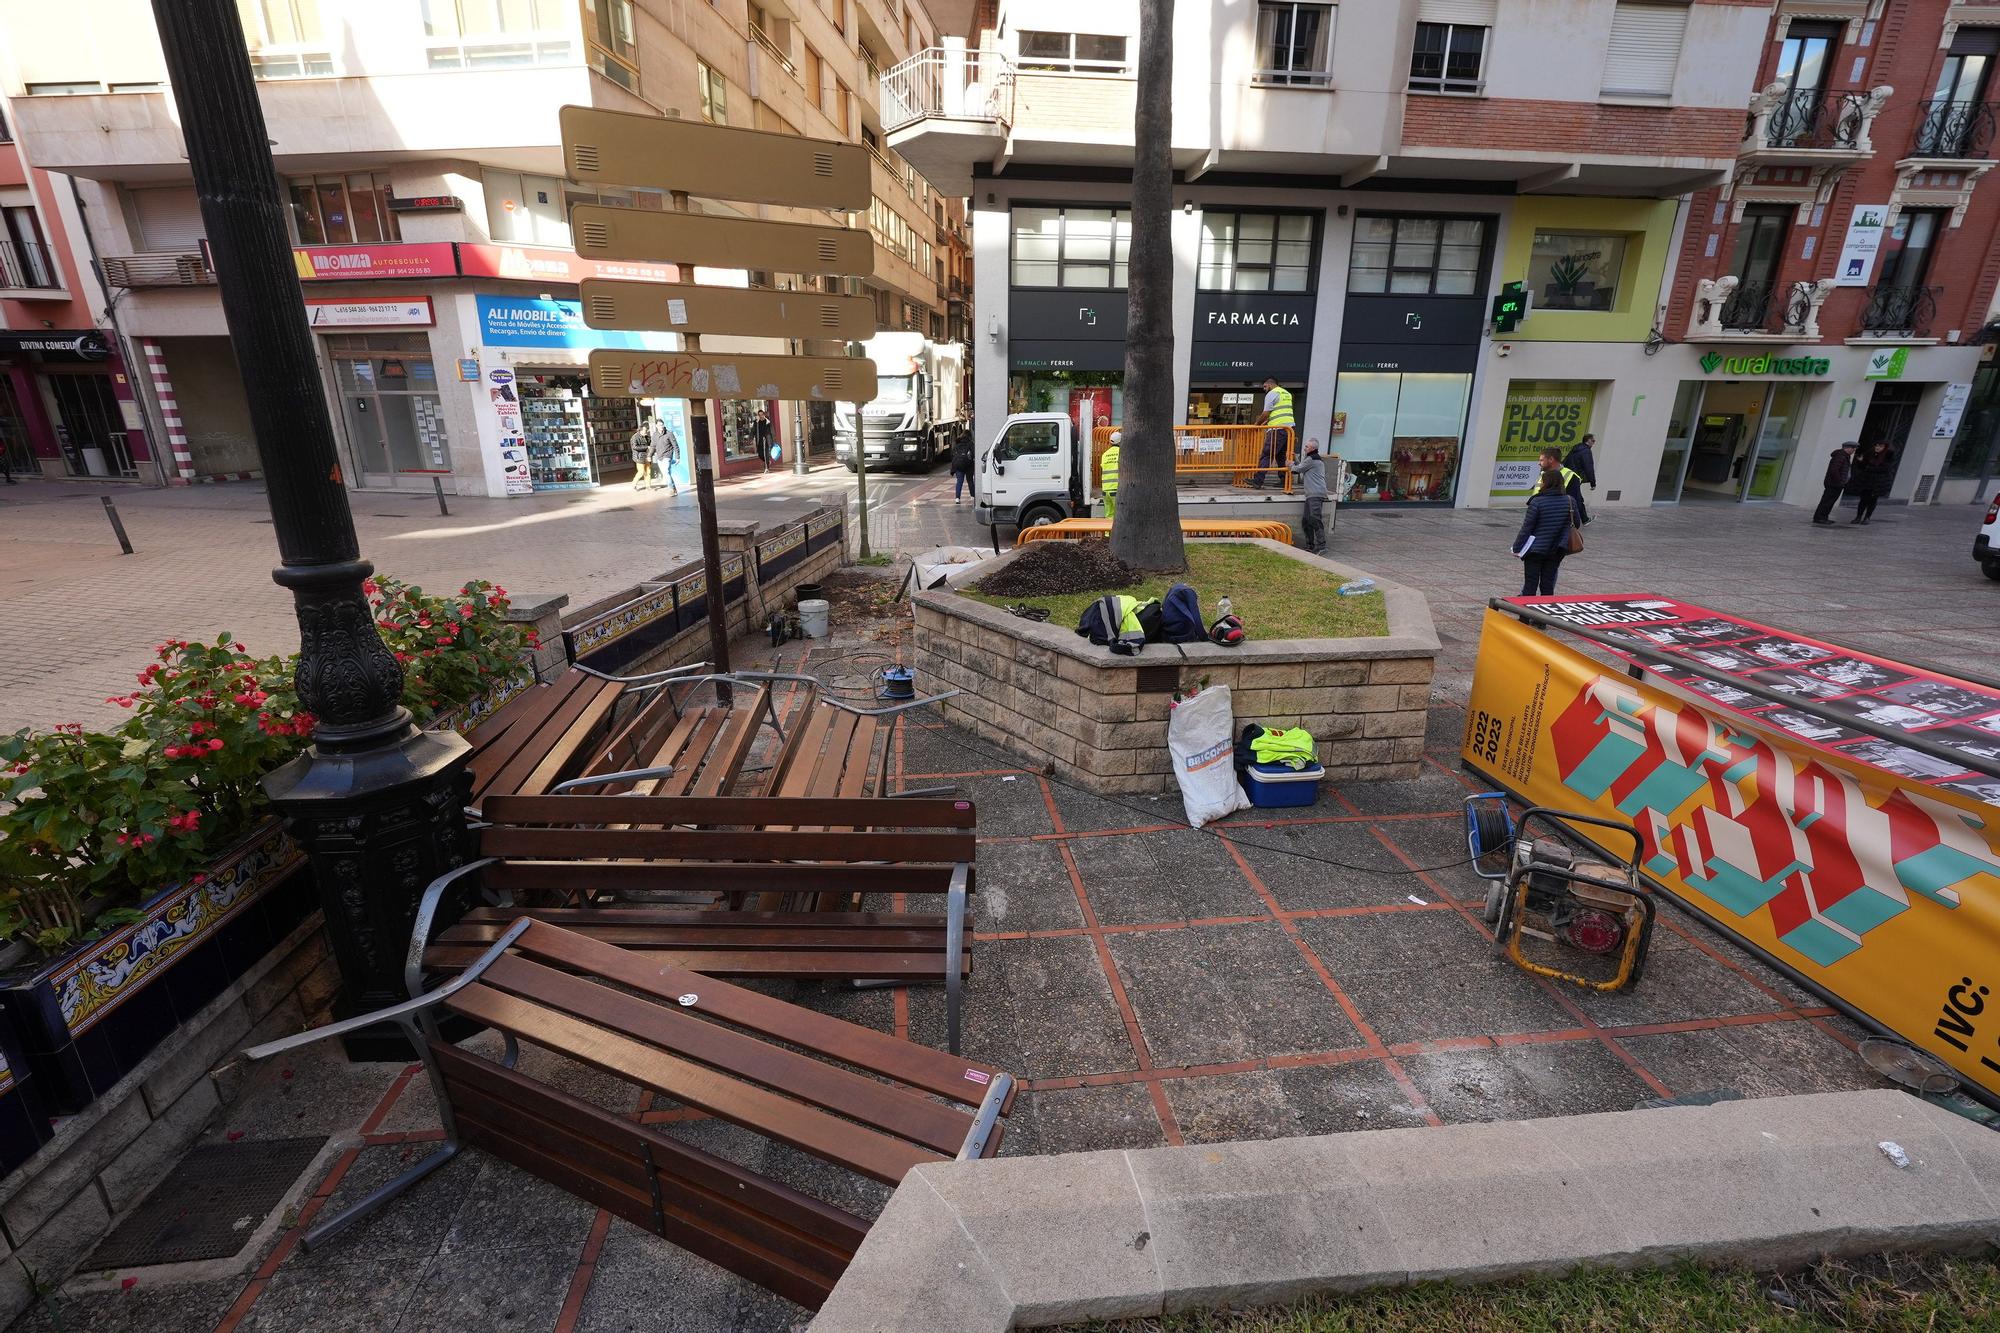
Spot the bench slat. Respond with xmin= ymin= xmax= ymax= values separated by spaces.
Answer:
xmin=442 ymin=920 xmax=946 ymax=952
xmin=427 ymin=944 xmax=965 ymax=980
xmin=512 ymin=920 xmax=1006 ymax=1109
xmin=484 ymin=860 xmax=960 ymax=895
xmin=482 ymin=674 xmax=621 ymax=801
xmin=447 ymin=983 xmax=932 ymax=1185
xmin=459 ymin=905 xmax=951 ymax=930
xmin=482 ymin=795 xmax=976 ymax=828
xmin=479 ymin=826 xmax=975 ymax=863
xmin=478 ymin=953 xmax=977 ymax=1155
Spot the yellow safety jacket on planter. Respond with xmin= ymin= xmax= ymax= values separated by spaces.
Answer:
xmin=1265 ymin=386 xmax=1295 ymax=428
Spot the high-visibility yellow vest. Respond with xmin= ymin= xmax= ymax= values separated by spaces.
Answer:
xmin=1266 ymin=386 xmax=1295 ymax=427
xmin=1099 ymin=445 xmax=1120 ymax=492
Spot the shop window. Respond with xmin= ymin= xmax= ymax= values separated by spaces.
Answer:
xmin=1525 ymin=232 xmax=1627 ymax=311
xmin=1348 ymin=214 xmax=1488 ymax=295
xmin=1409 ymin=21 xmax=1485 ymax=93
xmin=699 ymin=59 xmax=728 ymax=123
xmin=1010 ymin=206 xmax=1131 ymax=288
xmin=1332 ymin=370 xmax=1470 ymax=503
xmin=421 ymin=0 xmax=573 ymax=67
xmin=237 ymin=0 xmax=335 ymax=77
xmin=287 ymin=172 xmax=402 ymax=245
xmin=1199 ymin=211 xmax=1316 ymax=292
xmin=1256 ymin=3 xmax=1334 ymax=86
xmin=482 ymin=169 xmax=567 ymax=245
xmin=1016 ymin=31 xmax=1130 ymax=73
xmin=585 ymin=0 xmax=640 ymax=89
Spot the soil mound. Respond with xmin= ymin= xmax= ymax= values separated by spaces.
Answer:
xmin=972 ymin=541 xmax=1137 ymax=598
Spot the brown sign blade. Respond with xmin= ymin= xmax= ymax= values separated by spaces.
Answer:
xmin=579 ymin=279 xmax=878 ymax=339
xmin=560 ymin=105 xmax=870 ymax=211
xmin=570 ymin=205 xmax=874 ymax=276
xmin=588 ymin=349 xmax=878 ymax=402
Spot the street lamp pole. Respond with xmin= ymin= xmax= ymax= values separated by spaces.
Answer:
xmin=150 ymin=0 xmax=470 ymax=1057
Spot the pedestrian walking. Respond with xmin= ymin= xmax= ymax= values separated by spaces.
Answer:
xmin=654 ymin=418 xmax=682 ymax=495
xmin=1539 ymin=448 xmax=1589 ymax=526
xmin=1099 ymin=431 xmax=1122 ymax=519
xmin=1564 ymin=432 xmax=1597 ymax=525
xmin=754 ymin=410 xmax=775 ymax=470
xmin=628 ymin=414 xmax=656 ymax=491
xmin=1849 ymin=440 xmax=1897 ymax=524
xmin=1290 ymin=436 xmax=1328 ymax=554
xmin=1248 ymin=376 xmax=1294 ymax=488
xmin=951 ymin=427 xmax=975 ymax=503
xmin=1813 ymin=440 xmax=1860 ymax=525
xmin=1514 ymin=468 xmax=1575 ymax=596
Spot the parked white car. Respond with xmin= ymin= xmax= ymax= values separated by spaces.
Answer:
xmin=1978 ymin=495 xmax=2000 ymax=582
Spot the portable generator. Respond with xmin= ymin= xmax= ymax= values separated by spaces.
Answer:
xmin=1465 ymin=795 xmax=1655 ymax=993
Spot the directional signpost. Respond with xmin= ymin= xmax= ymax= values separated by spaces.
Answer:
xmin=558 ymin=104 xmax=882 ymax=668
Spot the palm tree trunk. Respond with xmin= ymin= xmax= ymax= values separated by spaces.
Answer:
xmin=1110 ymin=0 xmax=1187 ymax=573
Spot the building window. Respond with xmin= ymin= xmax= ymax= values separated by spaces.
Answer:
xmin=585 ymin=0 xmax=639 ymax=89
xmin=1408 ymin=21 xmax=1485 ymax=93
xmin=0 ymin=106 xmax=10 ymax=142
xmin=1526 ymin=232 xmax=1627 ymax=311
xmin=287 ymin=172 xmax=402 ymax=245
xmin=755 ymin=101 xmax=800 ymax=136
xmin=420 ymin=0 xmax=572 ymax=68
xmin=1010 ymin=206 xmax=1132 ymax=288
xmin=1016 ymin=31 xmax=1130 ymax=73
xmin=832 ymin=79 xmax=852 ymax=134
xmin=23 ymin=82 xmax=106 ymax=95
xmin=237 ymin=0 xmax=334 ymax=77
xmin=830 ymin=0 xmax=846 ymax=35
xmin=698 ymin=60 xmax=728 ymax=123
xmin=1199 ymin=212 xmax=1316 ymax=291
xmin=805 ymin=45 xmax=825 ymax=110
xmin=481 ymin=169 xmax=572 ymax=245
xmin=1348 ymin=215 xmax=1488 ymax=295
xmin=1600 ymin=1 xmax=1688 ymax=99
xmin=0 ymin=206 xmax=57 ymax=289
xmin=1256 ymin=3 xmax=1334 ymax=86
xmin=868 ymin=196 xmax=931 ymax=269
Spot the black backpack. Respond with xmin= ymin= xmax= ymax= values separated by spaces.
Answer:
xmin=1160 ymin=583 xmax=1205 ymax=644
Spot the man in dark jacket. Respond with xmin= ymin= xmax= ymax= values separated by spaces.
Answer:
xmin=1514 ymin=469 xmax=1574 ymax=596
xmin=1813 ymin=440 xmax=1859 ymax=525
xmin=951 ymin=428 xmax=975 ymax=502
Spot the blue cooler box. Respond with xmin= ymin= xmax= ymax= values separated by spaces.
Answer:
xmin=1245 ymin=761 xmax=1324 ymax=808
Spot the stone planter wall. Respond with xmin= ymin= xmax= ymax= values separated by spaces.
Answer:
xmin=912 ymin=542 xmax=1440 ymax=795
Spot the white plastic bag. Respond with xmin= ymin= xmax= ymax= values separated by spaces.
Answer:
xmin=1168 ymin=684 xmax=1251 ymax=829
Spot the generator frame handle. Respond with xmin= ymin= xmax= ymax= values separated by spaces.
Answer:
xmin=1515 ymin=806 xmax=1644 ymax=869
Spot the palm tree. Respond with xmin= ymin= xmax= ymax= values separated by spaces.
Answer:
xmin=1109 ymin=0 xmax=1187 ymax=573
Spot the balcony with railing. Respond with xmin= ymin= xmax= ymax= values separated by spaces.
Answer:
xmin=100 ymin=252 xmax=216 ymax=289
xmin=1686 ymin=276 xmax=1834 ymax=342
xmin=1741 ymin=83 xmax=1889 ymax=167
xmin=880 ymin=46 xmax=1016 ymax=192
xmin=0 ymin=238 xmax=64 ymax=294
xmin=1907 ymin=99 xmax=1998 ymax=161
xmin=1856 ymin=283 xmax=1941 ymax=340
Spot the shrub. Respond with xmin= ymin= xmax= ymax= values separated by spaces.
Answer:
xmin=0 ymin=579 xmax=534 ymax=956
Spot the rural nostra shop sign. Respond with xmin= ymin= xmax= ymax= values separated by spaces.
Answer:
xmin=1698 ymin=352 xmax=1832 ymax=376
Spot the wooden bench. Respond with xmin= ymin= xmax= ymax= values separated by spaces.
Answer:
xmin=413 ymin=794 xmax=979 ymax=1052
xmin=556 ymin=675 xmax=775 ymax=801
xmin=241 ymin=918 xmax=1012 ymax=1310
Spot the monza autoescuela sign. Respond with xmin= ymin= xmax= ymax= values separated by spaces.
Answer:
xmin=1698 ymin=351 xmax=1831 ymax=376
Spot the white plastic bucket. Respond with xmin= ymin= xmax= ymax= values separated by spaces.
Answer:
xmin=798 ymin=598 xmax=830 ymax=639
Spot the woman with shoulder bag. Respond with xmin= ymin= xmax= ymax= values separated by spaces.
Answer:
xmin=1513 ymin=469 xmax=1577 ymax=596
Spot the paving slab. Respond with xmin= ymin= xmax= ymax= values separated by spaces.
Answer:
xmin=907 ymin=935 xmax=1137 ymax=1079
xmin=1162 ymin=1062 xmax=1427 ymax=1143
xmin=996 ymin=1084 xmax=1169 ymax=1158
xmin=1069 ymin=828 xmax=1266 ymax=926
xmin=1400 ymin=1043 xmax=1657 ymax=1124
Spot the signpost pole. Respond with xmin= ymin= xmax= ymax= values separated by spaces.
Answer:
xmin=670 ymin=182 xmax=732 ymax=677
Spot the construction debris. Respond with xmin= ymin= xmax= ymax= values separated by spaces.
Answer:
xmin=974 ymin=541 xmax=1136 ymax=599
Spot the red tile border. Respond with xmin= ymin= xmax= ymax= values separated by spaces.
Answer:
xmin=553 ymin=1208 xmax=616 ymax=1333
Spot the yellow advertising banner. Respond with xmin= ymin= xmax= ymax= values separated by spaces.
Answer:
xmin=1463 ymin=607 xmax=2000 ymax=1096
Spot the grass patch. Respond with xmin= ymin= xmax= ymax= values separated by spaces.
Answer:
xmin=1083 ymin=1252 xmax=2000 ymax=1332
xmin=853 ymin=552 xmax=895 ymax=567
xmin=964 ymin=544 xmax=1387 ymax=639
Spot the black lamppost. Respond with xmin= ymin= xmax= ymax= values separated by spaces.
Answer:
xmin=150 ymin=0 xmax=469 ymax=1057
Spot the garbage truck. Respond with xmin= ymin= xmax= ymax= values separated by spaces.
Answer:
xmin=834 ymin=333 xmax=966 ymax=472
xmin=971 ymin=413 xmax=1340 ymax=537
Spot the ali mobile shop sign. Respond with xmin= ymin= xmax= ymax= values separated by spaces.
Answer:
xmin=1698 ymin=351 xmax=1831 ymax=376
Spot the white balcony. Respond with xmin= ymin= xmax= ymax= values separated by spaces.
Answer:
xmin=881 ymin=46 xmax=1014 ymax=195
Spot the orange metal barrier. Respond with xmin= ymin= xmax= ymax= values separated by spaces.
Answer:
xmin=1089 ymin=425 xmax=1301 ymax=493
xmin=1016 ymin=518 xmax=1294 ymax=546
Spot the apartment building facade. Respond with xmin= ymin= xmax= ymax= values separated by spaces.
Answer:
xmin=0 ymin=0 xmax=966 ymax=495
xmin=888 ymin=0 xmax=1999 ymax=512
xmin=0 ymin=104 xmax=153 ymax=482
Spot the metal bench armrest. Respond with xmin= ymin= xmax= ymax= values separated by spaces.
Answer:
xmin=405 ymin=857 xmax=501 ymax=1000
xmin=550 ymin=765 xmax=677 ymax=794
xmin=944 ymin=862 xmax=969 ymax=1056
xmin=957 ymin=1070 xmax=1012 ymax=1160
xmin=246 ymin=916 xmax=530 ymax=1064
xmin=575 ymin=660 xmax=713 ymax=685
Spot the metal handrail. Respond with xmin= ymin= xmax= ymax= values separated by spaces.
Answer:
xmin=99 ymin=251 xmax=214 ymax=289
xmin=1859 ymin=284 xmax=1941 ymax=339
xmin=1719 ymin=279 xmax=1775 ymax=332
xmin=879 ymin=47 xmax=1016 ymax=132
xmin=1762 ymin=88 xmax=1870 ymax=150
xmin=748 ymin=23 xmax=796 ymax=76
xmin=1911 ymin=98 xmax=1998 ymax=159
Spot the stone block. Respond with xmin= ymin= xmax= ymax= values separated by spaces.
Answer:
xmin=1328 ymin=685 xmax=1404 ymax=714
xmin=214 ymin=993 xmax=309 ymax=1107
xmin=0 ymin=1088 xmax=148 ymax=1242
xmin=1397 ymin=683 xmax=1435 ymax=710
xmin=1083 ymin=691 xmax=1135 ymax=724
xmin=920 ymin=1155 xmax=1164 ymax=1325
xmin=1273 ymin=687 xmax=1339 ymax=716
xmin=1297 ymin=713 xmax=1363 ymax=740
xmin=1367 ymin=656 xmax=1434 ymax=685
xmin=1362 ymin=710 xmax=1428 ymax=739
xmin=100 ymin=1078 xmax=223 ymax=1213
xmin=811 ymin=1173 xmax=1011 ymax=1333
xmin=1387 ymin=736 xmax=1426 ymax=762
xmin=1304 ymin=661 xmax=1368 ymax=688
xmin=242 ymin=926 xmax=331 ymax=1025
xmin=141 ymin=994 xmax=252 ymax=1119
xmin=294 ymin=952 xmax=344 ymax=1021
xmin=1237 ymin=663 xmax=1305 ymax=689
xmin=1135 ymin=693 xmax=1174 ymax=723
xmin=1317 ymin=764 xmax=1362 ymax=782
xmin=1093 ymin=747 xmax=1140 ymax=777
xmin=1325 ymin=738 xmax=1397 ymax=766
xmin=9 ymin=1185 xmax=111 ymax=1296
xmin=1232 ymin=689 xmax=1273 ymax=716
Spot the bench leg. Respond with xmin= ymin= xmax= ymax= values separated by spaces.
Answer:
xmin=945 ymin=865 xmax=968 ymax=1057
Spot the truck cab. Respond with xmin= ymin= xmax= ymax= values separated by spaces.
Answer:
xmin=974 ymin=413 xmax=1085 ymax=530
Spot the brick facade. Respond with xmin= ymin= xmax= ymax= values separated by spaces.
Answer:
xmin=1401 ymin=96 xmax=1745 ymax=160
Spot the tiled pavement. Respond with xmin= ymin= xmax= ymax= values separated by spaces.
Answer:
xmin=11 ymin=490 xmax=1993 ymax=1331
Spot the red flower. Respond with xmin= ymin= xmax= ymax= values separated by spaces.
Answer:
xmin=362 ymin=579 xmax=379 ymax=595
xmin=233 ymin=642 xmax=246 ymax=651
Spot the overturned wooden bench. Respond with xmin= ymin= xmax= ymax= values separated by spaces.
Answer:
xmin=242 ymin=918 xmax=1012 ymax=1310
xmin=416 ymin=794 xmax=979 ymax=1052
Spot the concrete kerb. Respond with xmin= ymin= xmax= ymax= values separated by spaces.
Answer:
xmin=809 ymin=1090 xmax=2000 ymax=1330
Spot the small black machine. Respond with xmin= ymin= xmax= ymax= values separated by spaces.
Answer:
xmin=1465 ymin=794 xmax=1656 ymax=993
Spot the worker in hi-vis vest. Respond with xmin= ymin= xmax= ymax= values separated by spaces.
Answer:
xmin=1250 ymin=376 xmax=1294 ymax=489
xmin=1099 ymin=431 xmax=1121 ymax=519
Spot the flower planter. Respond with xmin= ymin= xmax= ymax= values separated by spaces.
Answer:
xmin=0 ymin=1026 xmax=52 ymax=1173
xmin=0 ymin=819 xmax=309 ymax=1115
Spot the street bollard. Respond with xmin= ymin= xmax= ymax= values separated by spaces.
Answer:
xmin=101 ymin=496 xmax=134 ymax=555
xmin=432 ymin=475 xmax=450 ymax=517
